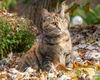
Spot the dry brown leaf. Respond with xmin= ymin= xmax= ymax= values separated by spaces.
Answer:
xmin=86 ymin=61 xmax=93 ymax=65
xmin=81 ymin=68 xmax=95 ymax=75
xmin=29 ymin=79 xmax=39 ymax=80
xmin=56 ymin=64 xmax=67 ymax=71
xmin=82 ymin=63 xmax=89 ymax=67
xmin=73 ymin=62 xmax=79 ymax=68
xmin=0 ymin=74 xmax=6 ymax=78
xmin=95 ymin=64 xmax=100 ymax=68
xmin=66 ymin=72 xmax=75 ymax=77
xmin=86 ymin=39 xmax=96 ymax=44
xmin=72 ymin=76 xmax=78 ymax=79
xmin=40 ymin=72 xmax=47 ymax=80
xmin=0 ymin=74 xmax=8 ymax=80
xmin=17 ymin=73 xmax=23 ymax=79
xmin=0 ymin=9 xmax=6 ymax=13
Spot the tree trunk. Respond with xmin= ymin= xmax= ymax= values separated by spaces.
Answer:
xmin=17 ymin=0 xmax=60 ymax=29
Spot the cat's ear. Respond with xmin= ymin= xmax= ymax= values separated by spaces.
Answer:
xmin=60 ymin=1 xmax=70 ymax=22
xmin=41 ymin=9 xmax=50 ymax=19
xmin=59 ymin=1 xmax=69 ymax=16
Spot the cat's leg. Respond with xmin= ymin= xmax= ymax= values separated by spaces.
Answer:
xmin=41 ymin=55 xmax=53 ymax=71
xmin=41 ymin=53 xmax=61 ymax=72
xmin=65 ymin=53 xmax=73 ymax=68
xmin=16 ymin=54 xmax=39 ymax=72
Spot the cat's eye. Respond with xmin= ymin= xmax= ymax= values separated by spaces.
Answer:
xmin=62 ymin=21 xmax=64 ymax=24
xmin=52 ymin=22 xmax=57 ymax=25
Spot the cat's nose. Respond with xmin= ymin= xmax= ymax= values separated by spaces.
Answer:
xmin=58 ymin=29 xmax=62 ymax=33
xmin=57 ymin=30 xmax=63 ymax=35
xmin=60 ymin=29 xmax=66 ymax=32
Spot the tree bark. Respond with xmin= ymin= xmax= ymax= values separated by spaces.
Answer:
xmin=17 ymin=0 xmax=60 ymax=29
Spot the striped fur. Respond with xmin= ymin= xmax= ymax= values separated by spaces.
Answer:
xmin=17 ymin=2 xmax=72 ymax=72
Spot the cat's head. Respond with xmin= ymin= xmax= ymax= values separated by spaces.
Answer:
xmin=40 ymin=2 xmax=70 ymax=44
xmin=41 ymin=1 xmax=70 ymax=33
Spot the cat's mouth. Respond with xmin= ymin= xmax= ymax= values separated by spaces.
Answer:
xmin=43 ymin=29 xmax=62 ymax=38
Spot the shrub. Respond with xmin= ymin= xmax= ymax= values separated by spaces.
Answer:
xmin=0 ymin=0 xmax=16 ymax=10
xmin=0 ymin=16 xmax=35 ymax=59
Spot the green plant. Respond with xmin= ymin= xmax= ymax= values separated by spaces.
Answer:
xmin=0 ymin=18 xmax=35 ymax=59
xmin=0 ymin=0 xmax=16 ymax=10
xmin=71 ymin=5 xmax=100 ymax=25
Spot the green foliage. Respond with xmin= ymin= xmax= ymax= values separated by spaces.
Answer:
xmin=59 ymin=0 xmax=65 ymax=3
xmin=0 ymin=18 xmax=35 ymax=59
xmin=95 ymin=77 xmax=100 ymax=80
xmin=0 ymin=0 xmax=16 ymax=10
xmin=22 ymin=0 xmax=31 ymax=4
xmin=71 ymin=5 xmax=100 ymax=25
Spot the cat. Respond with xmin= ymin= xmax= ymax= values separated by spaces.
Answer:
xmin=16 ymin=1 xmax=72 ymax=72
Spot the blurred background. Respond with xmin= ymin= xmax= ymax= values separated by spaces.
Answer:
xmin=0 ymin=0 xmax=100 ymax=26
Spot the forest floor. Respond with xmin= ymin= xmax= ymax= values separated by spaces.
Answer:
xmin=0 ymin=11 xmax=100 ymax=80
xmin=0 ymin=25 xmax=100 ymax=80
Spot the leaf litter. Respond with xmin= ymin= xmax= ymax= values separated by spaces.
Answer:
xmin=0 ymin=11 xmax=100 ymax=80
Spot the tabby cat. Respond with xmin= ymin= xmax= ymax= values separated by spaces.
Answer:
xmin=16 ymin=2 xmax=72 ymax=72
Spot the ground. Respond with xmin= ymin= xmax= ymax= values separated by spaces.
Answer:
xmin=0 ymin=24 xmax=99 ymax=80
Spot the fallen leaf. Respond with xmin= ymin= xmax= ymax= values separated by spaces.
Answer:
xmin=82 ymin=63 xmax=89 ymax=67
xmin=72 ymin=76 xmax=78 ymax=79
xmin=73 ymin=62 xmax=79 ymax=68
xmin=0 ymin=74 xmax=8 ymax=80
xmin=17 ymin=73 xmax=23 ymax=79
xmin=81 ymin=68 xmax=95 ymax=76
xmin=56 ymin=64 xmax=67 ymax=71
xmin=66 ymin=72 xmax=76 ymax=77
xmin=95 ymin=64 xmax=100 ymax=68
xmin=86 ymin=38 xmax=96 ymax=44
xmin=40 ymin=72 xmax=47 ymax=80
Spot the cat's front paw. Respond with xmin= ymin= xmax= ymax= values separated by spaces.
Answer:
xmin=41 ymin=60 xmax=52 ymax=72
xmin=42 ymin=64 xmax=51 ymax=71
